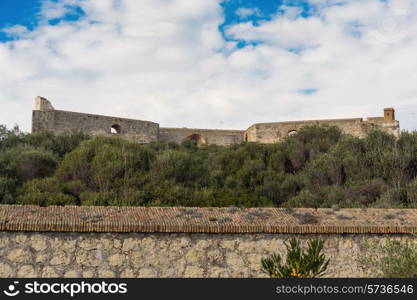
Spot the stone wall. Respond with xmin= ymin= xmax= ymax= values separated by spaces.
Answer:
xmin=1 ymin=206 xmax=417 ymax=278
xmin=1 ymin=231 xmax=414 ymax=278
xmin=367 ymin=117 xmax=401 ymax=137
xmin=246 ymin=118 xmax=400 ymax=143
xmin=32 ymin=110 xmax=159 ymax=144
xmin=159 ymin=127 xmax=245 ymax=146
xmin=31 ymin=97 xmax=400 ymax=146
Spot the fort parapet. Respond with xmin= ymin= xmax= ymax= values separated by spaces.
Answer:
xmin=32 ymin=97 xmax=400 ymax=145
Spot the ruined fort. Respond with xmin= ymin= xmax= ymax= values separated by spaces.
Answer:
xmin=32 ymin=96 xmax=400 ymax=145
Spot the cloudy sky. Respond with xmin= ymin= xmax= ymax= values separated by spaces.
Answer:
xmin=0 ymin=0 xmax=416 ymax=132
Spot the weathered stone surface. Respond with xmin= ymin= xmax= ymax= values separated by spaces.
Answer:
xmin=183 ymin=266 xmax=205 ymax=278
xmin=75 ymin=250 xmax=101 ymax=267
xmin=35 ymin=253 xmax=50 ymax=263
xmin=122 ymin=238 xmax=137 ymax=252
xmin=64 ymin=270 xmax=80 ymax=278
xmin=113 ymin=239 xmax=122 ymax=249
xmin=42 ymin=266 xmax=59 ymax=278
xmin=120 ymin=268 xmax=135 ymax=278
xmin=17 ymin=265 xmax=36 ymax=278
xmin=137 ymin=268 xmax=157 ymax=278
xmin=140 ymin=237 xmax=155 ymax=252
xmin=33 ymin=99 xmax=159 ymax=144
xmin=220 ymin=240 xmax=236 ymax=250
xmin=208 ymin=267 xmax=229 ymax=278
xmin=79 ymin=239 xmax=97 ymax=251
xmin=195 ymin=240 xmax=210 ymax=251
xmin=50 ymin=238 xmax=63 ymax=249
xmin=62 ymin=240 xmax=77 ymax=252
xmin=100 ymin=237 xmax=114 ymax=250
xmin=8 ymin=248 xmax=32 ymax=264
xmin=246 ymin=253 xmax=263 ymax=270
xmin=130 ymin=251 xmax=142 ymax=266
xmin=50 ymin=251 xmax=71 ymax=266
xmin=98 ymin=269 xmax=115 ymax=278
xmin=82 ymin=270 xmax=95 ymax=278
xmin=0 ymin=235 xmax=9 ymax=248
xmin=225 ymin=252 xmax=246 ymax=271
xmin=32 ymin=98 xmax=399 ymax=146
xmin=0 ymin=263 xmax=13 ymax=277
xmin=207 ymin=249 xmax=223 ymax=265
xmin=15 ymin=234 xmax=28 ymax=244
xmin=31 ymin=236 xmax=48 ymax=252
xmin=108 ymin=254 xmax=125 ymax=267
xmin=1 ymin=232 xmax=416 ymax=278
xmin=184 ymin=249 xmax=202 ymax=265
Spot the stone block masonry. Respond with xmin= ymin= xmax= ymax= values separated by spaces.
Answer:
xmin=1 ymin=205 xmax=416 ymax=278
xmin=31 ymin=97 xmax=400 ymax=146
xmin=159 ymin=127 xmax=245 ymax=146
xmin=32 ymin=97 xmax=159 ymax=144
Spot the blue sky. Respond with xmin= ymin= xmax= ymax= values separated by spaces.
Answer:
xmin=0 ymin=0 xmax=84 ymax=41
xmin=0 ymin=1 xmax=42 ymax=32
xmin=0 ymin=0 xmax=416 ymax=131
xmin=0 ymin=0 xmax=312 ymax=42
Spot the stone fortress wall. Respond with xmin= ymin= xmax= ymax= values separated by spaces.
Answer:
xmin=159 ymin=127 xmax=245 ymax=146
xmin=32 ymin=97 xmax=159 ymax=144
xmin=32 ymin=96 xmax=400 ymax=145
xmin=1 ymin=206 xmax=417 ymax=278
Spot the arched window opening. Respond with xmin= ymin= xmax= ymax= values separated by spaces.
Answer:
xmin=111 ymin=124 xmax=122 ymax=134
xmin=186 ymin=134 xmax=207 ymax=147
xmin=288 ymin=130 xmax=298 ymax=136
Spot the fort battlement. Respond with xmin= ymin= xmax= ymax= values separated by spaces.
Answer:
xmin=32 ymin=97 xmax=400 ymax=145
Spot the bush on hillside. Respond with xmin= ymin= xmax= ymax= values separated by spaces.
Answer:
xmin=0 ymin=123 xmax=416 ymax=207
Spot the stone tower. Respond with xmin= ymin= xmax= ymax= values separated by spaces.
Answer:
xmin=34 ymin=96 xmax=54 ymax=111
xmin=384 ymin=108 xmax=395 ymax=122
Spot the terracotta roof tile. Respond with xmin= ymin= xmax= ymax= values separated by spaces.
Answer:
xmin=0 ymin=205 xmax=416 ymax=234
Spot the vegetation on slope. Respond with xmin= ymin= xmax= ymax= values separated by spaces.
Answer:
xmin=1 ymin=124 xmax=417 ymax=207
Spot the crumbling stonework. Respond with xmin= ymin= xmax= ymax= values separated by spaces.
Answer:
xmin=32 ymin=98 xmax=159 ymax=144
xmin=31 ymin=97 xmax=400 ymax=145
xmin=159 ymin=128 xmax=245 ymax=146
xmin=245 ymin=117 xmax=400 ymax=143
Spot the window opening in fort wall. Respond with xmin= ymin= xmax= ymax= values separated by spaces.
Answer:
xmin=111 ymin=124 xmax=122 ymax=134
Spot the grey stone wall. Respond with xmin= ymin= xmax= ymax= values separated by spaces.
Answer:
xmin=159 ymin=128 xmax=245 ymax=146
xmin=31 ymin=98 xmax=400 ymax=145
xmin=367 ymin=117 xmax=401 ymax=138
xmin=32 ymin=110 xmax=159 ymax=144
xmin=0 ymin=232 xmax=414 ymax=278
xmin=246 ymin=118 xmax=400 ymax=143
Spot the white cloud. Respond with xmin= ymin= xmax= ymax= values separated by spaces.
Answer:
xmin=0 ymin=0 xmax=416 ymax=133
xmin=235 ymin=7 xmax=262 ymax=19
xmin=1 ymin=25 xmax=30 ymax=38
xmin=39 ymin=0 xmax=82 ymax=21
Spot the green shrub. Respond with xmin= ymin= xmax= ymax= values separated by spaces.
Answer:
xmin=1 ymin=123 xmax=416 ymax=208
xmin=0 ymin=125 xmax=25 ymax=150
xmin=284 ymin=190 xmax=320 ymax=208
xmin=18 ymin=177 xmax=78 ymax=206
xmin=13 ymin=150 xmax=58 ymax=182
xmin=405 ymin=178 xmax=417 ymax=206
xmin=261 ymin=238 xmax=329 ymax=278
xmin=0 ymin=176 xmax=17 ymax=204
xmin=345 ymin=179 xmax=388 ymax=207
